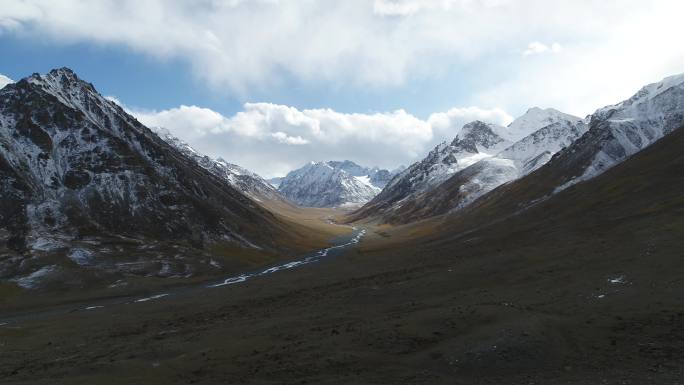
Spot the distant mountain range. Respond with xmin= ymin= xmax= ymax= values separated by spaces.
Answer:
xmin=275 ymin=160 xmax=400 ymax=207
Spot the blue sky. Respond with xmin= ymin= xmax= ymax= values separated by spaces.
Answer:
xmin=1 ymin=0 xmax=683 ymax=177
xmin=0 ymin=38 xmax=221 ymax=111
xmin=0 ymin=32 xmax=490 ymax=120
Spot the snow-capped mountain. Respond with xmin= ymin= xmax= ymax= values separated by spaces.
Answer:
xmin=446 ymin=109 xmax=587 ymax=210
xmin=326 ymin=160 xmax=396 ymax=189
xmin=352 ymin=120 xmax=516 ymax=218
xmin=362 ymin=111 xmax=586 ymax=220
xmin=352 ymin=74 xmax=684 ymax=224
xmin=498 ymin=111 xmax=587 ymax=174
xmin=364 ymin=109 xmax=587 ymax=223
xmin=505 ymin=107 xmax=580 ymax=141
xmin=154 ymin=128 xmax=283 ymax=204
xmin=555 ymin=73 xmax=684 ymax=190
xmin=0 ymin=68 xmax=292 ymax=286
xmin=465 ymin=74 xmax=684 ymax=211
xmin=351 ymin=109 xmax=589 ymax=222
xmin=277 ymin=161 xmax=395 ymax=207
xmin=388 ymin=121 xmax=513 ymax=192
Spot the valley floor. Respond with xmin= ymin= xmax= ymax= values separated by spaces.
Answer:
xmin=1 ymin=211 xmax=683 ymax=384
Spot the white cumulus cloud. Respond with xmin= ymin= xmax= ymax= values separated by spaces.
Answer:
xmin=271 ymin=132 xmax=309 ymax=145
xmin=126 ymin=102 xmax=512 ymax=178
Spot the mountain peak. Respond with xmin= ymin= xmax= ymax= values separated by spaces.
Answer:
xmin=309 ymin=161 xmax=334 ymax=170
xmin=48 ymin=66 xmax=78 ymax=77
xmin=326 ymin=160 xmax=360 ymax=168
xmin=460 ymin=120 xmax=498 ymax=134
xmin=506 ymin=107 xmax=581 ymax=142
xmin=561 ymin=72 xmax=684 ymax=188
xmin=523 ymin=106 xmax=563 ymax=114
xmin=20 ymin=67 xmax=103 ymax=115
xmin=597 ymin=72 xmax=684 ymax=117
xmin=325 ymin=160 xmax=373 ymax=177
xmin=644 ymin=73 xmax=684 ymax=99
xmin=28 ymin=67 xmax=82 ymax=86
xmin=452 ymin=120 xmax=508 ymax=152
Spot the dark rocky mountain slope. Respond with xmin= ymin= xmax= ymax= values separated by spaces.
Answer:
xmin=0 ymin=68 xmax=308 ymax=287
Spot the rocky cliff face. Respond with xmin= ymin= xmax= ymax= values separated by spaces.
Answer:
xmin=0 ymin=68 xmax=291 ymax=287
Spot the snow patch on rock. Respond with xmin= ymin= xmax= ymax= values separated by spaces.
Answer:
xmin=14 ymin=265 xmax=59 ymax=289
xmin=67 ymin=248 xmax=95 ymax=266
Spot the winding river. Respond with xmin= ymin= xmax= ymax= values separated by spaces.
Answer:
xmin=0 ymin=226 xmax=366 ymax=324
